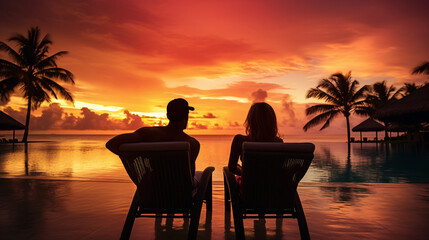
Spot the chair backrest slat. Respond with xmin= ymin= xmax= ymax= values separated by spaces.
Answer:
xmin=119 ymin=142 xmax=193 ymax=211
xmin=241 ymin=142 xmax=315 ymax=211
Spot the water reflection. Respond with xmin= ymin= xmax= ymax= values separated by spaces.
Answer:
xmin=1 ymin=135 xmax=428 ymax=183
xmin=0 ymin=178 xmax=68 ymax=239
xmin=153 ymin=212 xmax=212 ymax=240
xmin=224 ymin=210 xmax=286 ymax=239
xmin=0 ymin=138 xmax=125 ymax=181
xmin=319 ymin=186 xmax=372 ymax=205
xmin=310 ymin=142 xmax=429 ymax=183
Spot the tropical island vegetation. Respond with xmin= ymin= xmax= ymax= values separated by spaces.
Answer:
xmin=303 ymin=66 xmax=429 ymax=143
xmin=0 ymin=27 xmax=75 ymax=142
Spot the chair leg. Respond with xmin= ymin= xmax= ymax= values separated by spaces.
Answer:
xmin=188 ymin=202 xmax=203 ymax=240
xmin=224 ymin=174 xmax=231 ymax=211
xmin=205 ymin=175 xmax=213 ymax=211
xmin=120 ymin=191 xmax=139 ymax=240
xmin=295 ymin=193 xmax=310 ymax=240
xmin=232 ymin=208 xmax=245 ymax=240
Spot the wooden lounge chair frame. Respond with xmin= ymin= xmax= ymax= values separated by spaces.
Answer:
xmin=118 ymin=141 xmax=215 ymax=240
xmin=223 ymin=142 xmax=315 ymax=240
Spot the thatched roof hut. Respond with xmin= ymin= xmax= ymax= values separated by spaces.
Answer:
xmin=375 ymin=84 xmax=429 ymax=123
xmin=387 ymin=123 xmax=415 ymax=132
xmin=0 ymin=110 xmax=24 ymax=142
xmin=352 ymin=118 xmax=385 ymax=142
xmin=352 ymin=118 xmax=385 ymax=132
xmin=0 ymin=111 xmax=25 ymax=130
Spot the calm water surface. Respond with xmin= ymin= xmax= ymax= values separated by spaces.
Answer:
xmin=0 ymin=134 xmax=428 ymax=183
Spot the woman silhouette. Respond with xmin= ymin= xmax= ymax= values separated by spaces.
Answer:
xmin=228 ymin=102 xmax=283 ymax=175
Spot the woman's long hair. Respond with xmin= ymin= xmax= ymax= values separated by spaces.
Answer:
xmin=244 ymin=102 xmax=279 ymax=141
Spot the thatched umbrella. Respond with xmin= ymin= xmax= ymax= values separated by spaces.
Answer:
xmin=387 ymin=123 xmax=415 ymax=132
xmin=375 ymin=84 xmax=429 ymax=123
xmin=0 ymin=110 xmax=25 ymax=142
xmin=352 ymin=118 xmax=385 ymax=142
xmin=386 ymin=123 xmax=415 ymax=138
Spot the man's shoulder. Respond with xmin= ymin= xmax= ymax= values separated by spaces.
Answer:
xmin=182 ymin=133 xmax=200 ymax=145
xmin=134 ymin=127 xmax=166 ymax=140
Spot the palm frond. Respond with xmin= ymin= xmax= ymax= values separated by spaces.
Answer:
xmin=36 ymin=67 xmax=74 ymax=83
xmin=0 ymin=77 xmax=20 ymax=102
xmin=306 ymin=88 xmax=340 ymax=105
xmin=346 ymin=80 xmax=358 ymax=101
xmin=351 ymin=85 xmax=369 ymax=102
xmin=8 ymin=33 xmax=28 ymax=49
xmin=390 ymin=88 xmax=403 ymax=100
xmin=354 ymin=106 xmax=373 ymax=116
xmin=318 ymin=78 xmax=342 ymax=100
xmin=0 ymin=59 xmax=23 ymax=77
xmin=412 ymin=62 xmax=429 ymax=75
xmin=35 ymin=51 xmax=68 ymax=69
xmin=40 ymin=77 xmax=74 ymax=103
xmin=320 ymin=110 xmax=341 ymax=130
xmin=351 ymin=99 xmax=369 ymax=106
xmin=305 ymin=104 xmax=337 ymax=115
xmin=303 ymin=109 xmax=340 ymax=131
xmin=0 ymin=41 xmax=24 ymax=66
xmin=331 ymin=72 xmax=352 ymax=98
xmin=32 ymin=88 xmax=51 ymax=110
xmin=38 ymin=33 xmax=52 ymax=48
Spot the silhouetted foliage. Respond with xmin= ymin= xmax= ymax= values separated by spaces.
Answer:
xmin=0 ymin=27 xmax=74 ymax=142
xmin=412 ymin=62 xmax=429 ymax=75
xmin=402 ymin=82 xmax=421 ymax=96
xmin=365 ymin=81 xmax=402 ymax=139
xmin=303 ymin=71 xmax=369 ymax=143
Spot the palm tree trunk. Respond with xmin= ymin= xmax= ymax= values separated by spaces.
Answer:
xmin=22 ymin=98 xmax=32 ymax=143
xmin=383 ymin=121 xmax=389 ymax=141
xmin=346 ymin=115 xmax=351 ymax=143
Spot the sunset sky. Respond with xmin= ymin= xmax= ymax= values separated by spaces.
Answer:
xmin=1 ymin=0 xmax=428 ymax=137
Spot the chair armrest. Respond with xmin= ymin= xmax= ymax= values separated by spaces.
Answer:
xmin=223 ymin=167 xmax=241 ymax=212
xmin=194 ymin=166 xmax=215 ymax=205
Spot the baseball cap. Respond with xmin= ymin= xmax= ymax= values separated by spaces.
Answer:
xmin=167 ymin=98 xmax=194 ymax=122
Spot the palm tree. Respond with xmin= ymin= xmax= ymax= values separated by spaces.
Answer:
xmin=412 ymin=62 xmax=429 ymax=75
xmin=365 ymin=81 xmax=402 ymax=139
xmin=0 ymin=27 xmax=74 ymax=142
xmin=303 ymin=72 xmax=369 ymax=143
xmin=402 ymin=82 xmax=420 ymax=96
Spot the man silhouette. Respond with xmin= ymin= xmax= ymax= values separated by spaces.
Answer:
xmin=106 ymin=98 xmax=200 ymax=177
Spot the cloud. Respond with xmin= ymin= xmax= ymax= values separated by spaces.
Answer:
xmin=250 ymin=89 xmax=267 ymax=103
xmin=31 ymin=103 xmax=64 ymax=130
xmin=281 ymin=94 xmax=297 ymax=127
xmin=174 ymin=81 xmax=284 ymax=102
xmin=228 ymin=121 xmax=240 ymax=127
xmin=123 ymin=110 xmax=144 ymax=129
xmin=189 ymin=121 xmax=208 ymax=130
xmin=203 ymin=112 xmax=216 ymax=118
xmin=2 ymin=104 xmax=146 ymax=130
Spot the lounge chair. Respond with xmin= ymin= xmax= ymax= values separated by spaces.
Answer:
xmin=223 ymin=142 xmax=315 ymax=240
xmin=118 ymin=141 xmax=215 ymax=240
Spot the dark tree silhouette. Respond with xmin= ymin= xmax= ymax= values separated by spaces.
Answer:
xmin=365 ymin=81 xmax=402 ymax=139
xmin=402 ymin=82 xmax=421 ymax=96
xmin=412 ymin=62 xmax=429 ymax=75
xmin=0 ymin=27 xmax=74 ymax=142
xmin=303 ymin=72 xmax=369 ymax=143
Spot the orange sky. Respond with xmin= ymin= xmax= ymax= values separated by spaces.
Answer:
xmin=1 ymin=0 xmax=429 ymax=138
